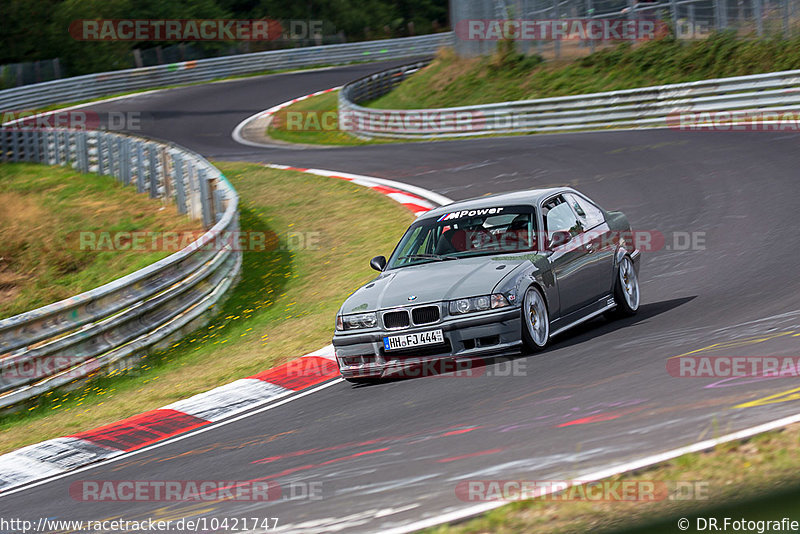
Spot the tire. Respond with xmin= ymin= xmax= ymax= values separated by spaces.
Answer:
xmin=522 ymin=286 xmax=550 ymax=352
xmin=606 ymin=255 xmax=640 ymax=318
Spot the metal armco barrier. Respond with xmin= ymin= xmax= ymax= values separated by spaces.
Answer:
xmin=0 ymin=33 xmax=454 ymax=410
xmin=339 ymin=65 xmax=800 ymax=138
xmin=0 ymin=129 xmax=241 ymax=409
xmin=0 ymin=33 xmax=454 ymax=112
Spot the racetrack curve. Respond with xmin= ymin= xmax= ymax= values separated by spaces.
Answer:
xmin=2 ymin=59 xmax=800 ymax=532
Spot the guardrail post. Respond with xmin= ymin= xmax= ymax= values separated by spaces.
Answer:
xmin=782 ymin=0 xmax=790 ymax=35
xmin=71 ymin=132 xmax=78 ymax=168
xmin=754 ymin=0 xmax=764 ymax=36
xmin=107 ymin=135 xmax=117 ymax=179
xmin=24 ymin=130 xmax=35 ymax=162
xmin=553 ymin=0 xmax=561 ymax=59
xmin=160 ymin=146 xmax=172 ymax=201
xmin=121 ymin=137 xmax=131 ymax=185
xmin=87 ymin=131 xmax=98 ymax=172
xmin=716 ymin=0 xmax=728 ymax=30
xmin=77 ymin=132 xmax=88 ymax=172
xmin=62 ymin=132 xmax=69 ymax=167
xmin=136 ymin=142 xmax=146 ymax=193
xmin=62 ymin=131 xmax=68 ymax=166
xmin=213 ymin=183 xmax=224 ymax=223
xmin=31 ymin=130 xmax=42 ymax=164
xmin=186 ymin=162 xmax=198 ymax=219
xmin=198 ymin=168 xmax=214 ymax=229
xmin=670 ymin=0 xmax=679 ymax=34
xmin=54 ymin=131 xmax=63 ymax=166
xmin=42 ymin=131 xmax=51 ymax=165
xmin=172 ymin=152 xmax=188 ymax=214
xmin=0 ymin=129 xmax=7 ymax=162
xmin=114 ymin=135 xmax=128 ymax=182
xmin=586 ymin=0 xmax=596 ymax=53
xmin=10 ymin=130 xmax=20 ymax=162
xmin=148 ymin=143 xmax=159 ymax=198
xmin=96 ymin=133 xmax=105 ymax=174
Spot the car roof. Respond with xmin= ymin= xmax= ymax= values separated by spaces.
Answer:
xmin=421 ymin=187 xmax=572 ymax=220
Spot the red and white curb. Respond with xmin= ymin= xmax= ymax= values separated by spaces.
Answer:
xmin=265 ymin=164 xmax=451 ymax=216
xmin=0 ymin=165 xmax=450 ymax=494
xmin=0 ymin=347 xmax=338 ymax=493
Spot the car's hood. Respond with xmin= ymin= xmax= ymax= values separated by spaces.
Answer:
xmin=341 ymin=255 xmax=541 ymax=313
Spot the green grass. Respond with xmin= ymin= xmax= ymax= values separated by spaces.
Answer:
xmin=266 ymin=90 xmax=379 ymax=146
xmin=0 ymin=163 xmax=201 ymax=319
xmin=369 ymin=33 xmax=800 ymax=109
xmin=426 ymin=423 xmax=800 ymax=533
xmin=0 ymin=162 xmax=415 ymax=454
xmin=266 ymin=32 xmax=800 ymax=147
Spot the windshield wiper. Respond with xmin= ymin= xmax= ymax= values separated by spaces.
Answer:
xmin=398 ymin=253 xmax=458 ymax=262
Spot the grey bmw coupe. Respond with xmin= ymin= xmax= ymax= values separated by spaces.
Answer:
xmin=333 ymin=187 xmax=641 ymax=383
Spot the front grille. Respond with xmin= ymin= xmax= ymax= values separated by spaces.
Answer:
xmin=383 ymin=310 xmax=410 ymax=329
xmin=412 ymin=305 xmax=440 ymax=325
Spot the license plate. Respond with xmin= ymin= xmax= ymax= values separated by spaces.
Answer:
xmin=383 ymin=329 xmax=445 ymax=351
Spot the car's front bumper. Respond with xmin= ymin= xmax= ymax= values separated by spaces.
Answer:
xmin=332 ymin=307 xmax=522 ymax=378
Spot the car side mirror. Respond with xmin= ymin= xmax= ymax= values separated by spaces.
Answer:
xmin=370 ymin=255 xmax=387 ymax=271
xmin=549 ymin=230 xmax=572 ymax=249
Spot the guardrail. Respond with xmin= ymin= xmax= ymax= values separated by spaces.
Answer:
xmin=0 ymin=33 xmax=454 ymax=112
xmin=339 ymin=64 xmax=800 ymax=138
xmin=0 ymin=129 xmax=241 ymax=410
xmin=0 ymin=33 xmax=455 ymax=410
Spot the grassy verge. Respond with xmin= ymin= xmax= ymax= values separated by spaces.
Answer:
xmin=265 ymin=33 xmax=800 ymax=147
xmin=0 ymin=163 xmax=201 ymax=319
xmin=371 ymin=33 xmax=800 ymax=109
xmin=0 ymin=162 xmax=414 ymax=454
xmin=266 ymin=90 xmax=378 ymax=146
xmin=426 ymin=422 xmax=800 ymax=533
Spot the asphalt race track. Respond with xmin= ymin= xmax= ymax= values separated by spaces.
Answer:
xmin=2 ymin=59 xmax=800 ymax=532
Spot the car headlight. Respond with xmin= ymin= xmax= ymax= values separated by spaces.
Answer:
xmin=449 ymin=294 xmax=510 ymax=315
xmin=336 ymin=312 xmax=378 ymax=331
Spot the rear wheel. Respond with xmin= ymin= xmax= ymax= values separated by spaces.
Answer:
xmin=607 ymin=255 xmax=640 ymax=318
xmin=522 ymin=286 xmax=550 ymax=351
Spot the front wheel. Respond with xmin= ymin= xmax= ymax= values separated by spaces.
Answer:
xmin=607 ymin=255 xmax=640 ymax=318
xmin=522 ymin=286 xmax=550 ymax=352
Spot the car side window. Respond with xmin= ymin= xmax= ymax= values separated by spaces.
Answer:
xmin=543 ymin=196 xmax=582 ymax=240
xmin=565 ymin=193 xmax=605 ymax=229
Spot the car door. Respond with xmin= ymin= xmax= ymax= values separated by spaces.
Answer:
xmin=564 ymin=192 xmax=617 ymax=299
xmin=542 ymin=195 xmax=593 ymax=317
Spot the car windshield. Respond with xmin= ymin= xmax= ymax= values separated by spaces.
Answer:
xmin=386 ymin=205 xmax=539 ymax=269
